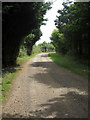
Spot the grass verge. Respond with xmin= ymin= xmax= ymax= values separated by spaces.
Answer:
xmin=1 ymin=53 xmax=38 ymax=100
xmin=48 ymin=53 xmax=89 ymax=78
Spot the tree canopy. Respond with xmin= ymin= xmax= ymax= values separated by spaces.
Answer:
xmin=51 ymin=2 xmax=89 ymax=59
xmin=2 ymin=2 xmax=52 ymax=67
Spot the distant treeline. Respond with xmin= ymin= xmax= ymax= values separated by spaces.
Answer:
xmin=18 ymin=41 xmax=55 ymax=57
xmin=32 ymin=41 xmax=55 ymax=54
xmin=50 ymin=2 xmax=89 ymax=60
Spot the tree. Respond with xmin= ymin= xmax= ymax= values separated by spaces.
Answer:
xmin=38 ymin=41 xmax=55 ymax=52
xmin=50 ymin=29 xmax=67 ymax=54
xmin=24 ymin=28 xmax=42 ymax=55
xmin=2 ymin=2 xmax=52 ymax=67
xmin=54 ymin=2 xmax=89 ymax=58
xmin=46 ymin=43 xmax=55 ymax=52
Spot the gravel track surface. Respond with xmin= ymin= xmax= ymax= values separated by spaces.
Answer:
xmin=2 ymin=53 xmax=88 ymax=118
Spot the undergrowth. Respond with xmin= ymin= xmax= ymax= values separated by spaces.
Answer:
xmin=48 ymin=53 xmax=88 ymax=78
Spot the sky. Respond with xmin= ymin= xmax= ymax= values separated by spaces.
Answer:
xmin=36 ymin=0 xmax=64 ymax=45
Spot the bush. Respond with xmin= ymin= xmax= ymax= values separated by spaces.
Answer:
xmin=18 ymin=45 xmax=27 ymax=57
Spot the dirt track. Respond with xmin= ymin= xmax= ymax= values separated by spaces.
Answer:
xmin=3 ymin=53 xmax=88 ymax=118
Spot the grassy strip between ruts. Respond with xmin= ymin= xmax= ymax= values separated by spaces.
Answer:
xmin=1 ymin=53 xmax=38 ymax=100
xmin=48 ymin=53 xmax=89 ymax=78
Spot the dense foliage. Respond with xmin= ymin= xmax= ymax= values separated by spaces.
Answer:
xmin=51 ymin=2 xmax=89 ymax=59
xmin=2 ymin=2 xmax=51 ymax=67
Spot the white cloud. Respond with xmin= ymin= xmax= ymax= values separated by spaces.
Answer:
xmin=36 ymin=0 xmax=63 ymax=45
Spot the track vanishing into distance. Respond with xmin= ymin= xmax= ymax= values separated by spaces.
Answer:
xmin=3 ymin=53 xmax=88 ymax=118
